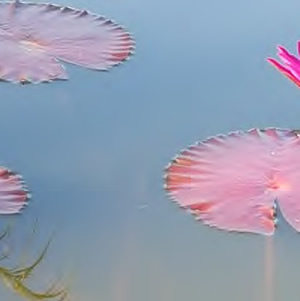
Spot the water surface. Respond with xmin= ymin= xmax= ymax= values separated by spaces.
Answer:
xmin=2 ymin=0 xmax=300 ymax=300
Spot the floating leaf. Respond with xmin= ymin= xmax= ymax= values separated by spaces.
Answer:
xmin=165 ymin=128 xmax=300 ymax=235
xmin=0 ymin=0 xmax=134 ymax=83
xmin=0 ymin=166 xmax=29 ymax=214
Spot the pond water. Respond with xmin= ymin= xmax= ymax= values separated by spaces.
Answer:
xmin=2 ymin=0 xmax=300 ymax=300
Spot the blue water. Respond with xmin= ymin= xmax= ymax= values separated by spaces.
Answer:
xmin=2 ymin=0 xmax=300 ymax=300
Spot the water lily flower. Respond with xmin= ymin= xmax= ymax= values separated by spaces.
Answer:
xmin=267 ymin=44 xmax=300 ymax=87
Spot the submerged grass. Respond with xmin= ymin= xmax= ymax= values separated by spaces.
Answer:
xmin=0 ymin=226 xmax=68 ymax=301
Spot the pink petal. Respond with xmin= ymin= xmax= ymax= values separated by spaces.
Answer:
xmin=277 ymin=46 xmax=300 ymax=80
xmin=0 ymin=1 xmax=134 ymax=83
xmin=0 ymin=167 xmax=29 ymax=214
xmin=267 ymin=57 xmax=300 ymax=87
xmin=277 ymin=46 xmax=300 ymax=65
xmin=165 ymin=128 xmax=300 ymax=235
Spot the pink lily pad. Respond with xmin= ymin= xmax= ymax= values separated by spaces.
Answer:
xmin=267 ymin=43 xmax=300 ymax=87
xmin=0 ymin=166 xmax=29 ymax=214
xmin=165 ymin=128 xmax=300 ymax=235
xmin=0 ymin=0 xmax=134 ymax=83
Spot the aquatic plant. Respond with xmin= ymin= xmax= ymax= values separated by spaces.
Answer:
xmin=267 ymin=44 xmax=300 ymax=87
xmin=165 ymin=128 xmax=300 ymax=235
xmin=0 ymin=0 xmax=134 ymax=83
xmin=0 ymin=227 xmax=67 ymax=300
